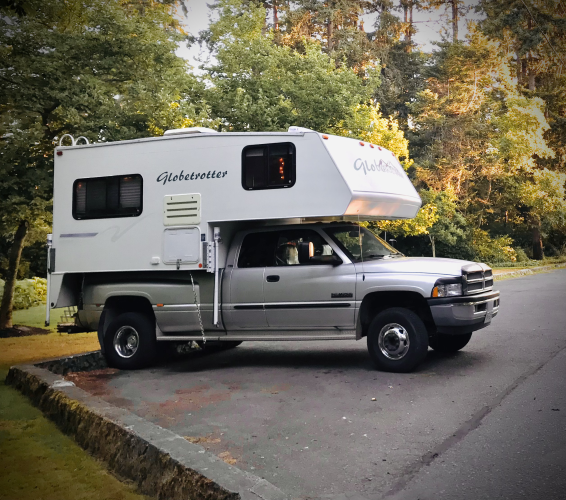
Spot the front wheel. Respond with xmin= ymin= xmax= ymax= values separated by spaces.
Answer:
xmin=429 ymin=333 xmax=472 ymax=353
xmin=103 ymin=312 xmax=157 ymax=369
xmin=367 ymin=307 xmax=429 ymax=373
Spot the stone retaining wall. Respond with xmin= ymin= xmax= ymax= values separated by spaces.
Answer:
xmin=6 ymin=362 xmax=286 ymax=500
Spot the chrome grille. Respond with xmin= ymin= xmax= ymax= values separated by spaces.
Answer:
xmin=462 ymin=264 xmax=494 ymax=295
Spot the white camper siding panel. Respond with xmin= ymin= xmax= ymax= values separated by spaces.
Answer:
xmin=52 ymin=133 xmax=351 ymax=274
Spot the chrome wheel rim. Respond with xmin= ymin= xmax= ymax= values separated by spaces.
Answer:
xmin=113 ymin=326 xmax=140 ymax=359
xmin=378 ymin=323 xmax=410 ymax=360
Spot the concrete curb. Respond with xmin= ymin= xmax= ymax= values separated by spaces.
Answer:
xmin=494 ymin=262 xmax=566 ymax=280
xmin=5 ymin=358 xmax=287 ymax=500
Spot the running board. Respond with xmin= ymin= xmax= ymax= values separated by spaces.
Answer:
xmin=156 ymin=330 xmax=357 ymax=342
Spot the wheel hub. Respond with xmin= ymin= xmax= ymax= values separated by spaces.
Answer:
xmin=114 ymin=326 xmax=140 ymax=359
xmin=378 ymin=323 xmax=410 ymax=360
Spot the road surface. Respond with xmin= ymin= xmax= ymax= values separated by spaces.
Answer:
xmin=67 ymin=269 xmax=566 ymax=499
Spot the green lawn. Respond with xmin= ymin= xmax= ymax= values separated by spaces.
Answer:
xmin=12 ymin=305 xmax=68 ymax=331
xmin=1 ymin=308 xmax=150 ymax=500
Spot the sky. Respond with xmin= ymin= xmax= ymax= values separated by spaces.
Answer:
xmin=175 ymin=0 xmax=485 ymax=69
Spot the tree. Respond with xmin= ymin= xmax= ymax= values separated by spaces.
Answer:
xmin=422 ymin=0 xmax=469 ymax=42
xmin=204 ymin=0 xmax=380 ymax=132
xmin=0 ymin=0 xmax=205 ymax=329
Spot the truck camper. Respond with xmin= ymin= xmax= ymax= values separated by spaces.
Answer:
xmin=47 ymin=127 xmax=500 ymax=372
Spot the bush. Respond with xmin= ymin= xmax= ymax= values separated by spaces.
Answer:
xmin=0 ymin=277 xmax=47 ymax=310
xmin=514 ymin=248 xmax=530 ymax=263
xmin=470 ymin=229 xmax=517 ymax=263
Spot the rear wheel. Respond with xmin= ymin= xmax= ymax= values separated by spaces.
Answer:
xmin=103 ymin=312 xmax=157 ymax=369
xmin=429 ymin=333 xmax=472 ymax=353
xmin=367 ymin=307 xmax=428 ymax=373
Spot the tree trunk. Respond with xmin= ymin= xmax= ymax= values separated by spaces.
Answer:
xmin=327 ymin=19 xmax=334 ymax=53
xmin=0 ymin=221 xmax=29 ymax=330
xmin=532 ymin=222 xmax=543 ymax=260
xmin=273 ymin=0 xmax=278 ymax=31
xmin=516 ymin=51 xmax=522 ymax=85
xmin=409 ymin=5 xmax=413 ymax=45
xmin=429 ymin=235 xmax=436 ymax=258
xmin=451 ymin=0 xmax=458 ymax=42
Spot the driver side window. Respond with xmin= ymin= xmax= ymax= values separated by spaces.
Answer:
xmin=274 ymin=229 xmax=337 ymax=266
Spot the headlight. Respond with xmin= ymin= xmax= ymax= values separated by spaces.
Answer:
xmin=432 ymin=283 xmax=463 ymax=297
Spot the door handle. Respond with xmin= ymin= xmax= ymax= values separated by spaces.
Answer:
xmin=266 ymin=275 xmax=280 ymax=282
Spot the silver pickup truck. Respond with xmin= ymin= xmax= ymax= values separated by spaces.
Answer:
xmin=80 ymin=222 xmax=500 ymax=373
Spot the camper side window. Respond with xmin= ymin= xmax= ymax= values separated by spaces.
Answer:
xmin=242 ymin=143 xmax=296 ymax=190
xmin=73 ymin=174 xmax=143 ymax=220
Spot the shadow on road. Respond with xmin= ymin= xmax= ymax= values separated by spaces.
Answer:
xmin=151 ymin=342 xmax=491 ymax=377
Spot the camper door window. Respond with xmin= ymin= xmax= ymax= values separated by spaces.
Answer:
xmin=242 ymin=143 xmax=295 ymax=190
xmin=73 ymin=174 xmax=143 ymax=220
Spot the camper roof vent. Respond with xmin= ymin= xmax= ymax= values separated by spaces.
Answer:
xmin=163 ymin=193 xmax=201 ymax=226
xmin=287 ymin=126 xmax=315 ymax=133
xmin=163 ymin=127 xmax=218 ymax=136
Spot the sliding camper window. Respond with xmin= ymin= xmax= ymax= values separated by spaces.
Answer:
xmin=73 ymin=174 xmax=143 ymax=220
xmin=242 ymin=142 xmax=296 ymax=190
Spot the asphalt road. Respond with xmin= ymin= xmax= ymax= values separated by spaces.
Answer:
xmin=67 ymin=270 xmax=566 ymax=499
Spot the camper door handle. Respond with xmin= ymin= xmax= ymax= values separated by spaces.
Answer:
xmin=266 ymin=275 xmax=280 ymax=283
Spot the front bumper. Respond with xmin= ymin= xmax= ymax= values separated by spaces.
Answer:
xmin=428 ymin=290 xmax=500 ymax=335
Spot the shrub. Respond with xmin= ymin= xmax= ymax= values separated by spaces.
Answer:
xmin=514 ymin=248 xmax=530 ymax=263
xmin=0 ymin=277 xmax=48 ymax=310
xmin=470 ymin=229 xmax=517 ymax=263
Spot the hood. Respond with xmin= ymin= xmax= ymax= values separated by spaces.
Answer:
xmin=358 ymin=257 xmax=475 ymax=276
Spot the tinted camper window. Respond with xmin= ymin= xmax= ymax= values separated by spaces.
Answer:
xmin=242 ymin=143 xmax=295 ymax=190
xmin=73 ymin=174 xmax=142 ymax=220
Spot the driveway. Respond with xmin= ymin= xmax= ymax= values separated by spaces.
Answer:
xmin=66 ymin=270 xmax=566 ymax=499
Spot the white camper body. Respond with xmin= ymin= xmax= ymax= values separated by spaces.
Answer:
xmin=49 ymin=128 xmax=420 ymax=309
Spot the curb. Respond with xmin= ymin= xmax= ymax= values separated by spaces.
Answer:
xmin=494 ymin=262 xmax=566 ymax=280
xmin=5 ymin=356 xmax=287 ymax=500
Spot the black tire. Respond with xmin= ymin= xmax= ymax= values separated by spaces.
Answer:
xmin=429 ymin=333 xmax=472 ymax=353
xmin=103 ymin=312 xmax=157 ymax=369
xmin=367 ymin=307 xmax=429 ymax=373
xmin=203 ymin=340 xmax=243 ymax=351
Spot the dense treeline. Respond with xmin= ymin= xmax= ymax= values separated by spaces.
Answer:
xmin=1 ymin=0 xmax=565 ymax=327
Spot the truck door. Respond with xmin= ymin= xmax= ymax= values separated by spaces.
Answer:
xmin=223 ymin=231 xmax=278 ymax=330
xmin=263 ymin=229 xmax=356 ymax=329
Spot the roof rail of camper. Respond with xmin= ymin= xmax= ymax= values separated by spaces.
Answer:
xmin=163 ymin=127 xmax=218 ymax=136
xmin=58 ymin=134 xmax=90 ymax=146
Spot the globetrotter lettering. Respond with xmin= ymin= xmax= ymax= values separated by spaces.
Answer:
xmin=353 ymin=158 xmax=404 ymax=178
xmin=156 ymin=170 xmax=228 ymax=186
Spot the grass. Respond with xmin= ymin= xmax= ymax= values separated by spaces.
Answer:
xmin=12 ymin=305 xmax=68 ymax=331
xmin=490 ymin=255 xmax=566 ymax=270
xmin=1 ymin=307 xmax=150 ymax=500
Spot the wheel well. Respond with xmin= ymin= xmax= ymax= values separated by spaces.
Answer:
xmin=358 ymin=291 xmax=434 ymax=339
xmin=100 ymin=296 xmax=155 ymax=343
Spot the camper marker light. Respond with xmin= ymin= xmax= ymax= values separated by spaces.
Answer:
xmin=156 ymin=303 xmax=164 ymax=307
xmin=322 ymin=135 xmax=329 ymax=140
xmin=57 ymin=151 xmax=63 ymax=156
xmin=370 ymin=144 xmax=374 ymax=148
xmin=359 ymin=142 xmax=365 ymax=146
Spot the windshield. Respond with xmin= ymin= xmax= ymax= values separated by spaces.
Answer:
xmin=324 ymin=225 xmax=402 ymax=262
